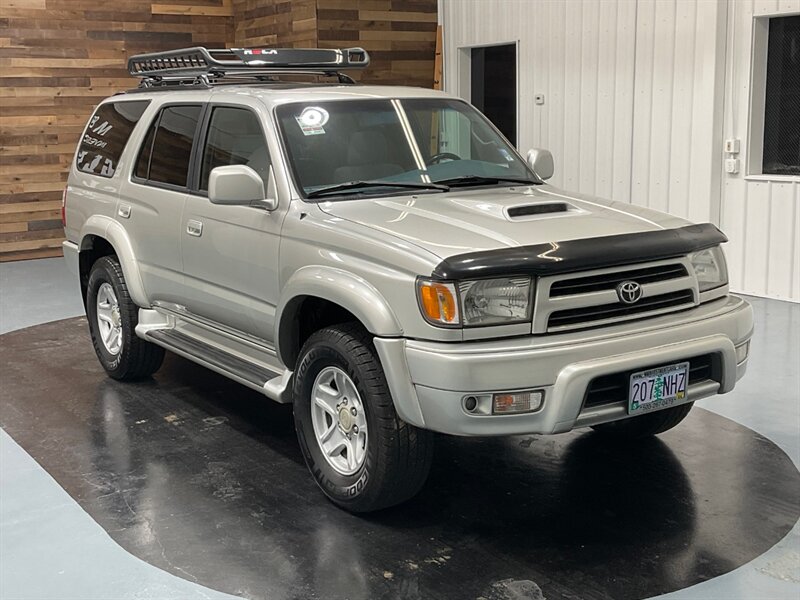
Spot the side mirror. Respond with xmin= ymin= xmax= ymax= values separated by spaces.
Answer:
xmin=208 ymin=165 xmax=278 ymax=210
xmin=526 ymin=148 xmax=554 ymax=181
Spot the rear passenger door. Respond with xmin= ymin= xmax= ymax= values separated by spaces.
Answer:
xmin=180 ymin=102 xmax=284 ymax=342
xmin=119 ymin=102 xmax=205 ymax=304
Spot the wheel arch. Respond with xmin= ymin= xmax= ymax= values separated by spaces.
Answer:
xmin=276 ymin=266 xmax=403 ymax=368
xmin=79 ymin=216 xmax=149 ymax=307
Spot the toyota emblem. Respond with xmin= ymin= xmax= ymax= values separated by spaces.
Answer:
xmin=616 ymin=280 xmax=643 ymax=304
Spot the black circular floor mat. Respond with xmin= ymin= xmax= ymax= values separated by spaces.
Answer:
xmin=1 ymin=317 xmax=798 ymax=600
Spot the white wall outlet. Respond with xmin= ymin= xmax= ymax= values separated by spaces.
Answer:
xmin=725 ymin=158 xmax=740 ymax=174
xmin=534 ymin=94 xmax=545 ymax=105
xmin=724 ymin=139 xmax=740 ymax=154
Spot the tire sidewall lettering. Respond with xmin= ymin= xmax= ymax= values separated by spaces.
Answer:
xmin=294 ymin=340 xmax=374 ymax=505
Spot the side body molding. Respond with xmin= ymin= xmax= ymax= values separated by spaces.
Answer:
xmin=80 ymin=215 xmax=150 ymax=308
xmin=276 ymin=265 xmax=403 ymax=365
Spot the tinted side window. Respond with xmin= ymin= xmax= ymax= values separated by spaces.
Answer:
xmin=200 ymin=106 xmax=271 ymax=191
xmin=134 ymin=120 xmax=156 ymax=180
xmin=136 ymin=105 xmax=202 ymax=187
xmin=76 ymin=101 xmax=150 ymax=178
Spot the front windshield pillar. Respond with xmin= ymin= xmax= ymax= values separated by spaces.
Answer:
xmin=392 ymin=99 xmax=431 ymax=183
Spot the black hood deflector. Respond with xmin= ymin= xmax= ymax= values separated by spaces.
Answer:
xmin=431 ymin=223 xmax=727 ymax=280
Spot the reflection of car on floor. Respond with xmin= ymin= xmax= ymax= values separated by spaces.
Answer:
xmin=62 ymin=46 xmax=754 ymax=512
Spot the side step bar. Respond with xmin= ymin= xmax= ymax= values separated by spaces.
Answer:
xmin=145 ymin=328 xmax=292 ymax=403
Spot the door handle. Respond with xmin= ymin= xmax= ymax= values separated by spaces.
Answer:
xmin=118 ymin=204 xmax=131 ymax=219
xmin=186 ymin=220 xmax=203 ymax=237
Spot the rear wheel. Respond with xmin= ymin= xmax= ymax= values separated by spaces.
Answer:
xmin=293 ymin=323 xmax=433 ymax=512
xmin=592 ymin=402 xmax=694 ymax=439
xmin=85 ymin=255 xmax=164 ymax=381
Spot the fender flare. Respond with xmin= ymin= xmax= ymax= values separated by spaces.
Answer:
xmin=80 ymin=215 xmax=150 ymax=308
xmin=276 ymin=265 xmax=402 ymax=366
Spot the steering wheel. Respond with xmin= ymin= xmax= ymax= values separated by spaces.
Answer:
xmin=426 ymin=152 xmax=462 ymax=165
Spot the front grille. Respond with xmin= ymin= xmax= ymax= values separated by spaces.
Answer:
xmin=547 ymin=289 xmax=694 ymax=330
xmin=549 ymin=264 xmax=688 ymax=297
xmin=583 ymin=354 xmax=718 ymax=409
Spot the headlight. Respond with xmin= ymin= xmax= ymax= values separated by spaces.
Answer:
xmin=417 ymin=277 xmax=532 ymax=327
xmin=459 ymin=277 xmax=532 ymax=326
xmin=689 ymin=246 xmax=728 ymax=292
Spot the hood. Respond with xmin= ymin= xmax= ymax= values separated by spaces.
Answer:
xmin=317 ymin=185 xmax=690 ymax=260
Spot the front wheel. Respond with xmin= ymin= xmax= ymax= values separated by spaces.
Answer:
xmin=591 ymin=402 xmax=694 ymax=439
xmin=85 ymin=255 xmax=165 ymax=381
xmin=293 ymin=323 xmax=433 ymax=512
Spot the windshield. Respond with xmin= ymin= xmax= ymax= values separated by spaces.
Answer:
xmin=275 ymin=98 xmax=538 ymax=199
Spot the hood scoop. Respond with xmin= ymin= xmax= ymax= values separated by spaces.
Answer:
xmin=506 ymin=202 xmax=574 ymax=219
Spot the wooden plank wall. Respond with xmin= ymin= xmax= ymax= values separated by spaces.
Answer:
xmin=0 ymin=0 xmax=436 ymax=262
xmin=233 ymin=0 xmax=437 ymax=87
xmin=316 ymin=0 xmax=437 ymax=88
xmin=0 ymin=0 xmax=233 ymax=261
xmin=232 ymin=0 xmax=317 ymax=48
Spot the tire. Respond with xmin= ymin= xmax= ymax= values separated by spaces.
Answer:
xmin=85 ymin=255 xmax=165 ymax=381
xmin=293 ymin=323 xmax=433 ymax=513
xmin=592 ymin=402 xmax=694 ymax=439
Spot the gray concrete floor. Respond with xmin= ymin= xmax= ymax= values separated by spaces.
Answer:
xmin=0 ymin=257 xmax=798 ymax=599
xmin=1 ymin=261 xmax=234 ymax=598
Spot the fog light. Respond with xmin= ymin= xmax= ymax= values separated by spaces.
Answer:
xmin=492 ymin=390 xmax=544 ymax=415
xmin=735 ymin=341 xmax=750 ymax=363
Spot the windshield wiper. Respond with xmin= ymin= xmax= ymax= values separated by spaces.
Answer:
xmin=432 ymin=175 xmax=540 ymax=187
xmin=306 ymin=180 xmax=449 ymax=199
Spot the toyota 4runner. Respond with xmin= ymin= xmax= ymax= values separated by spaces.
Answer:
xmin=63 ymin=47 xmax=754 ymax=512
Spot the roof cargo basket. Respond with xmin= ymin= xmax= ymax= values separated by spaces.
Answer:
xmin=127 ymin=46 xmax=370 ymax=88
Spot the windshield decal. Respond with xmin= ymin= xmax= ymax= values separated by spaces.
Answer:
xmin=295 ymin=106 xmax=329 ymax=136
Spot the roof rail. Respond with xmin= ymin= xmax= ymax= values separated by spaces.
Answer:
xmin=127 ymin=46 xmax=370 ymax=87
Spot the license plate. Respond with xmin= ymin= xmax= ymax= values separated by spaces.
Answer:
xmin=628 ymin=362 xmax=689 ymax=415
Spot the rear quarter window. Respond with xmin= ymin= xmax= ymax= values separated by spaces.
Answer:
xmin=76 ymin=100 xmax=150 ymax=178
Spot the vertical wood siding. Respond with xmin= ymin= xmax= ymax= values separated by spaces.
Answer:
xmin=0 ymin=0 xmax=233 ymax=261
xmin=441 ymin=0 xmax=798 ymax=301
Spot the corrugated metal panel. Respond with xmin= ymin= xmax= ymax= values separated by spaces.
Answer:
xmin=440 ymin=0 xmax=722 ymax=214
xmin=441 ymin=0 xmax=799 ymax=301
xmin=720 ymin=0 xmax=800 ymax=301
xmin=440 ymin=0 xmax=637 ymax=200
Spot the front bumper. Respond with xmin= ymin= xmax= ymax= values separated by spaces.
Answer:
xmin=374 ymin=295 xmax=753 ymax=436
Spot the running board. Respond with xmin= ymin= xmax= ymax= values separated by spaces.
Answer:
xmin=144 ymin=328 xmax=292 ymax=403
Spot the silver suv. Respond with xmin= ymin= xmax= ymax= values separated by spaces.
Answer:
xmin=63 ymin=47 xmax=753 ymax=512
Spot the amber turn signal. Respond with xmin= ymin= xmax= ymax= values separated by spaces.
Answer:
xmin=417 ymin=280 xmax=460 ymax=326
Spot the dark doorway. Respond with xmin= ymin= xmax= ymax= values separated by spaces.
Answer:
xmin=471 ymin=44 xmax=517 ymax=147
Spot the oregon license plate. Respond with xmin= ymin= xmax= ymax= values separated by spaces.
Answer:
xmin=628 ymin=362 xmax=689 ymax=415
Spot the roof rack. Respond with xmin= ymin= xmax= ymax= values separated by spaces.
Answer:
xmin=127 ymin=46 xmax=370 ymax=88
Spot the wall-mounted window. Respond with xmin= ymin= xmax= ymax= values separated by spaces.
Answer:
xmin=762 ymin=16 xmax=800 ymax=176
xmin=750 ymin=15 xmax=800 ymax=177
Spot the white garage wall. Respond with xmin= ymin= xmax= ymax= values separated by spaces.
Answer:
xmin=441 ymin=0 xmax=637 ymax=202
xmin=720 ymin=0 xmax=800 ymax=302
xmin=630 ymin=0 xmax=726 ymax=224
xmin=440 ymin=0 xmax=800 ymax=301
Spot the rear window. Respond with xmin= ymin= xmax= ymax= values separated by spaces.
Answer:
xmin=134 ymin=105 xmax=202 ymax=188
xmin=76 ymin=101 xmax=150 ymax=178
